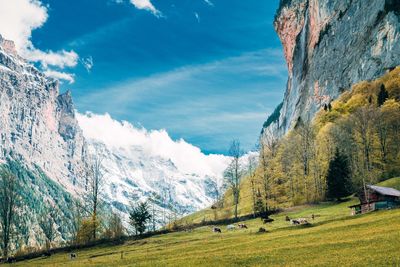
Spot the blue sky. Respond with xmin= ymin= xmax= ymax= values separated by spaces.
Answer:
xmin=29 ymin=0 xmax=287 ymax=154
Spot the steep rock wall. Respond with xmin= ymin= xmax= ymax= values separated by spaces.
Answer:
xmin=264 ymin=0 xmax=400 ymax=137
xmin=0 ymin=34 xmax=87 ymax=191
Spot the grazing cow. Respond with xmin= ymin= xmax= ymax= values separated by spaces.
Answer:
xmin=213 ymin=227 xmax=222 ymax=233
xmin=291 ymin=219 xmax=300 ymax=225
xmin=70 ymin=253 xmax=77 ymax=260
xmin=227 ymin=224 xmax=235 ymax=230
xmin=263 ymin=218 xmax=274 ymax=224
xmin=291 ymin=218 xmax=310 ymax=225
xmin=285 ymin=216 xmax=291 ymax=222
xmin=258 ymin=227 xmax=267 ymax=233
xmin=238 ymin=224 xmax=248 ymax=229
xmin=298 ymin=218 xmax=309 ymax=224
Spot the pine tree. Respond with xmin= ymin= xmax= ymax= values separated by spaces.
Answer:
xmin=378 ymin=84 xmax=389 ymax=107
xmin=326 ymin=149 xmax=353 ymax=201
xmin=129 ymin=202 xmax=152 ymax=235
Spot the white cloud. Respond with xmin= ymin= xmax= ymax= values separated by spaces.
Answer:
xmin=194 ymin=12 xmax=200 ymax=23
xmin=26 ymin=49 xmax=78 ymax=68
xmin=0 ymin=0 xmax=47 ymax=51
xmin=77 ymin=49 xmax=286 ymax=152
xmin=130 ymin=0 xmax=162 ymax=17
xmin=204 ymin=0 xmax=214 ymax=7
xmin=81 ymin=56 xmax=94 ymax=72
xmin=44 ymin=70 xmax=75 ymax=84
xmin=0 ymin=0 xmax=79 ymax=69
xmin=77 ymin=112 xmax=230 ymax=177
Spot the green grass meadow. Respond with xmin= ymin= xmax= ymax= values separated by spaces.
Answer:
xmin=15 ymin=197 xmax=400 ymax=267
xmin=377 ymin=177 xmax=400 ymax=190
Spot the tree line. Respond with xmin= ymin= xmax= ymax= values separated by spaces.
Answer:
xmin=257 ymin=81 xmax=399 ymax=208
xmin=221 ymin=70 xmax=400 ymax=217
xmin=0 ymin=154 xmax=160 ymax=259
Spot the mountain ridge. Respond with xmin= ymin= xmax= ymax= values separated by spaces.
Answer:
xmin=263 ymin=0 xmax=400 ymax=137
xmin=0 ymin=34 xmax=230 ymax=248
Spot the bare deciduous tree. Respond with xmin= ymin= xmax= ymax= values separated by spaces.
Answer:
xmin=104 ymin=212 xmax=124 ymax=239
xmin=295 ymin=120 xmax=315 ymax=202
xmin=247 ymin=154 xmax=258 ymax=217
xmin=224 ymin=140 xmax=243 ymax=220
xmin=84 ymin=154 xmax=105 ymax=240
xmin=259 ymin=133 xmax=279 ymax=210
xmin=351 ymin=107 xmax=378 ymax=206
xmin=352 ymin=107 xmax=377 ymax=174
xmin=0 ymin=168 xmax=19 ymax=258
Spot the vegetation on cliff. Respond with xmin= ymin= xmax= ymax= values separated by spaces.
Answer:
xmin=188 ymin=67 xmax=400 ymax=223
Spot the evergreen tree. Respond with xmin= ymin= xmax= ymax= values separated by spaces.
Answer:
xmin=326 ymin=149 xmax=353 ymax=201
xmin=129 ymin=202 xmax=152 ymax=235
xmin=378 ymin=84 xmax=389 ymax=106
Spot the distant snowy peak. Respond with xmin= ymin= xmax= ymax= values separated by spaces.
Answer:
xmin=77 ymin=112 xmax=231 ymax=216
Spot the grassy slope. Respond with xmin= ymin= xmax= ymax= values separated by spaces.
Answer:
xmin=184 ymin=67 xmax=400 ymax=225
xmin=181 ymin=178 xmax=400 ymax=225
xmin=377 ymin=177 xmax=400 ymax=190
xmin=179 ymin=184 xmax=255 ymax=225
xmin=16 ymin=198 xmax=400 ymax=267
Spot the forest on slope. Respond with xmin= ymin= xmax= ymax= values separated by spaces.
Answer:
xmin=257 ymin=67 xmax=400 ymax=207
xmin=186 ymin=67 xmax=400 ymax=223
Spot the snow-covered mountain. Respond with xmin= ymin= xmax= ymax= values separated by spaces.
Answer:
xmin=0 ymin=33 xmax=230 ymax=246
xmin=0 ymin=34 xmax=87 ymax=191
xmin=77 ymin=113 xmax=230 ymax=222
xmin=0 ymin=34 xmax=87 ymax=248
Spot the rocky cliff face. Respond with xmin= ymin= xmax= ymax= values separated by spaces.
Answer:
xmin=0 ymin=34 xmax=88 ymax=248
xmin=0 ymin=34 xmax=87 ymax=191
xmin=0 ymin=34 xmax=228 ymax=243
xmin=263 ymin=0 xmax=400 ymax=136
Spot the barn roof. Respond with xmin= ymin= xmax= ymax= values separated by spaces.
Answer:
xmin=367 ymin=185 xmax=400 ymax=197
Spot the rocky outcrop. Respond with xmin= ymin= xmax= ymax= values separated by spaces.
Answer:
xmin=0 ymin=33 xmax=228 ymax=236
xmin=263 ymin=0 xmax=400 ymax=137
xmin=0 ymin=34 xmax=87 ymax=191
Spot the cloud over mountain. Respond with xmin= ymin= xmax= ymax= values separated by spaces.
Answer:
xmin=0 ymin=0 xmax=77 ymax=82
xmin=77 ymin=112 xmax=230 ymax=177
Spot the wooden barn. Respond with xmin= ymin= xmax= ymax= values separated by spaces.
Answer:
xmin=349 ymin=185 xmax=400 ymax=215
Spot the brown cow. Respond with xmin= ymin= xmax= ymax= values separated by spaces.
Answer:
xmin=238 ymin=224 xmax=248 ymax=229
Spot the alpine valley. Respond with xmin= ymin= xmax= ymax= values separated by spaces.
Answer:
xmin=1 ymin=0 xmax=400 ymax=265
xmin=0 ymin=35 xmax=229 ymax=247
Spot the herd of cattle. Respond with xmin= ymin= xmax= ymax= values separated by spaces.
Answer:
xmin=211 ymin=215 xmax=313 ymax=234
xmin=1 ymin=214 xmax=315 ymax=264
